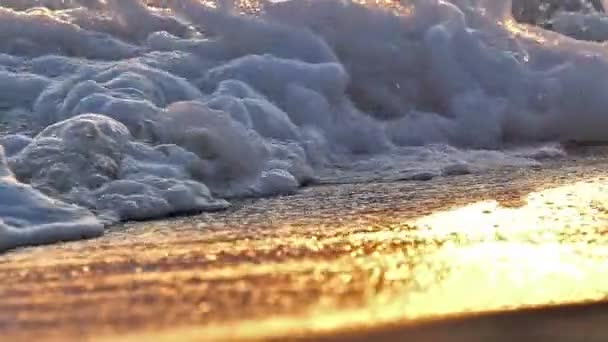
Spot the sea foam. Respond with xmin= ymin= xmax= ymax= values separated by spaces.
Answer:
xmin=0 ymin=0 xmax=605 ymax=251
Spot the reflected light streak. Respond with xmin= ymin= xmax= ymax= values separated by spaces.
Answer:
xmin=106 ymin=178 xmax=608 ymax=341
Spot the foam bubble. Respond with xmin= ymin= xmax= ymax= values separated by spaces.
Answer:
xmin=8 ymin=114 xmax=229 ymax=223
xmin=0 ymin=145 xmax=103 ymax=252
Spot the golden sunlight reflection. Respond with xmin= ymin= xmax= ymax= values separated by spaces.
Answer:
xmin=104 ymin=178 xmax=608 ymax=341
xmin=415 ymin=180 xmax=608 ymax=242
xmin=380 ymin=179 xmax=608 ymax=319
xmin=501 ymin=19 xmax=549 ymax=44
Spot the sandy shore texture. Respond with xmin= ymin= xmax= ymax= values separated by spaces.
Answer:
xmin=3 ymin=147 xmax=608 ymax=341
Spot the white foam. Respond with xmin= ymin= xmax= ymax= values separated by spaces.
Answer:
xmin=1 ymin=0 xmax=606 ymax=250
xmin=8 ymin=114 xmax=230 ymax=224
xmin=553 ymin=11 xmax=608 ymax=41
xmin=0 ymin=145 xmax=103 ymax=252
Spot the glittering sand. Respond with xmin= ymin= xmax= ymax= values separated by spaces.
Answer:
xmin=4 ymin=149 xmax=608 ymax=341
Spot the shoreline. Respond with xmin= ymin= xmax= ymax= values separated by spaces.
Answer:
xmin=3 ymin=149 xmax=608 ymax=341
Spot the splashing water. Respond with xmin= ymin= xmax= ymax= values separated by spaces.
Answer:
xmin=1 ymin=0 xmax=607 ymax=251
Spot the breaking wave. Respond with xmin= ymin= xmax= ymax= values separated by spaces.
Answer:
xmin=0 ymin=0 xmax=606 ymax=251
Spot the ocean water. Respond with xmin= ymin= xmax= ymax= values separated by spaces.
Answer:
xmin=0 ymin=0 xmax=606 ymax=251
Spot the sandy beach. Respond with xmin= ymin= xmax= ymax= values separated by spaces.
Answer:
xmin=3 ymin=148 xmax=608 ymax=341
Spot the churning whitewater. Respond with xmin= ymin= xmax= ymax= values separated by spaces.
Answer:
xmin=0 ymin=0 xmax=607 ymax=251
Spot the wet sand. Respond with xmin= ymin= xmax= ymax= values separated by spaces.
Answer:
xmin=3 ymin=148 xmax=608 ymax=341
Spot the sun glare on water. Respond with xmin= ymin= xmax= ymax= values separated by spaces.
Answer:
xmin=99 ymin=178 xmax=608 ymax=341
